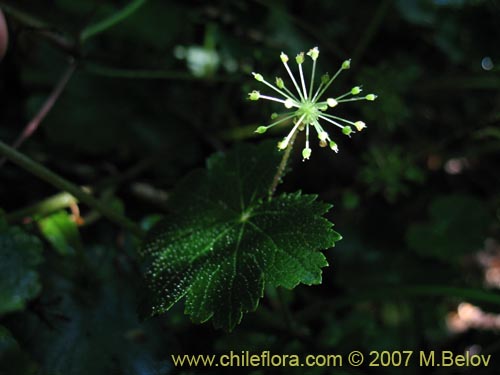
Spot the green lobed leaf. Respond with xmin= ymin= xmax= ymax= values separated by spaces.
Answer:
xmin=0 ymin=220 xmax=43 ymax=315
xmin=140 ymin=142 xmax=341 ymax=331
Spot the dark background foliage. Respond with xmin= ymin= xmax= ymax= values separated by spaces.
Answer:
xmin=1 ymin=0 xmax=499 ymax=374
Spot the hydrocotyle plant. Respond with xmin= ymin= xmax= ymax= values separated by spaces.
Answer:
xmin=139 ymin=47 xmax=376 ymax=331
xmin=249 ymin=47 xmax=377 ymax=160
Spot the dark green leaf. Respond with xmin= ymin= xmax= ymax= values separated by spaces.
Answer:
xmin=406 ymin=194 xmax=491 ymax=261
xmin=37 ymin=210 xmax=82 ymax=256
xmin=140 ymin=142 xmax=341 ymax=330
xmin=8 ymin=246 xmax=172 ymax=375
xmin=0 ymin=224 xmax=43 ymax=315
xmin=0 ymin=325 xmax=37 ymax=375
xmin=358 ymin=145 xmax=425 ymax=202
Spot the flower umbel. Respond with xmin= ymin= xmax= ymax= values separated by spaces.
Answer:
xmin=249 ymin=47 xmax=377 ymax=160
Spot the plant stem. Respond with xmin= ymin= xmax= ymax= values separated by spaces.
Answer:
xmin=80 ymin=0 xmax=147 ymax=42
xmin=0 ymin=2 xmax=77 ymax=54
xmin=253 ymin=0 xmax=346 ymax=59
xmin=0 ymin=61 xmax=76 ymax=167
xmin=0 ymin=141 xmax=146 ymax=238
xmin=6 ymin=192 xmax=77 ymax=223
xmin=268 ymin=131 xmax=298 ymax=199
xmin=84 ymin=61 xmax=238 ymax=82
xmin=7 ymin=156 xmax=157 ymax=224
xmin=352 ymin=0 xmax=392 ymax=64
xmin=0 ymin=2 xmax=48 ymax=28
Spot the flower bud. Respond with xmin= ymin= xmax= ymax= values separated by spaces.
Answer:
xmin=329 ymin=141 xmax=339 ymax=153
xmin=342 ymin=59 xmax=351 ymax=69
xmin=327 ymin=98 xmax=338 ymax=107
xmin=366 ymin=94 xmax=377 ymax=101
xmin=296 ymin=52 xmax=305 ymax=64
xmin=354 ymin=121 xmax=366 ymax=131
xmin=284 ymin=98 xmax=294 ymax=108
xmin=275 ymin=77 xmax=284 ymax=89
xmin=302 ymin=147 xmax=312 ymax=160
xmin=252 ymin=72 xmax=264 ymax=82
xmin=342 ymin=126 xmax=353 ymax=136
xmin=278 ymin=139 xmax=288 ymax=150
xmin=255 ymin=126 xmax=267 ymax=134
xmin=351 ymin=86 xmax=362 ymax=95
xmin=321 ymin=73 xmax=330 ymax=84
xmin=271 ymin=113 xmax=279 ymax=120
xmin=248 ymin=90 xmax=260 ymax=100
xmin=280 ymin=52 xmax=289 ymax=63
xmin=307 ymin=47 xmax=319 ymax=61
xmin=318 ymin=131 xmax=328 ymax=141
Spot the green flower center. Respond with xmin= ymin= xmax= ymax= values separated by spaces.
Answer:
xmin=296 ymin=100 xmax=321 ymax=125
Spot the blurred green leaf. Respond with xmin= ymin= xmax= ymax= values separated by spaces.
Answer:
xmin=6 ymin=244 xmax=174 ymax=375
xmin=0 ymin=325 xmax=16 ymax=354
xmin=341 ymin=191 xmax=360 ymax=210
xmin=396 ymin=0 xmax=437 ymax=25
xmin=475 ymin=126 xmax=500 ymax=140
xmin=0 ymin=221 xmax=43 ymax=315
xmin=37 ymin=210 xmax=82 ymax=256
xmin=98 ymin=1 xmax=184 ymax=50
xmin=79 ymin=0 xmax=147 ymax=42
xmin=406 ymin=194 xmax=491 ymax=261
xmin=0 ymin=325 xmax=37 ymax=375
xmin=358 ymin=146 xmax=425 ymax=202
xmin=358 ymin=60 xmax=421 ymax=131
xmin=140 ymin=142 xmax=341 ymax=330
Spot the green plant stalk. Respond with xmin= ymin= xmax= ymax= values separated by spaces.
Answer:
xmin=84 ymin=61 xmax=238 ymax=82
xmin=0 ymin=1 xmax=48 ymax=28
xmin=85 ymin=62 xmax=194 ymax=80
xmin=0 ymin=2 xmax=77 ymax=53
xmin=6 ymin=192 xmax=77 ymax=223
xmin=7 ymin=156 xmax=156 ymax=223
xmin=80 ymin=0 xmax=147 ymax=42
xmin=352 ymin=0 xmax=391 ymax=63
xmin=0 ymin=141 xmax=145 ymax=238
xmin=253 ymin=0 xmax=346 ymax=59
xmin=0 ymin=62 xmax=76 ymax=168
xmin=268 ymin=131 xmax=298 ymax=199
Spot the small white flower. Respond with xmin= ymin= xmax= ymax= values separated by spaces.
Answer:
xmin=249 ymin=47 xmax=377 ymax=160
xmin=354 ymin=121 xmax=366 ymax=131
xmin=327 ymin=98 xmax=338 ymax=107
